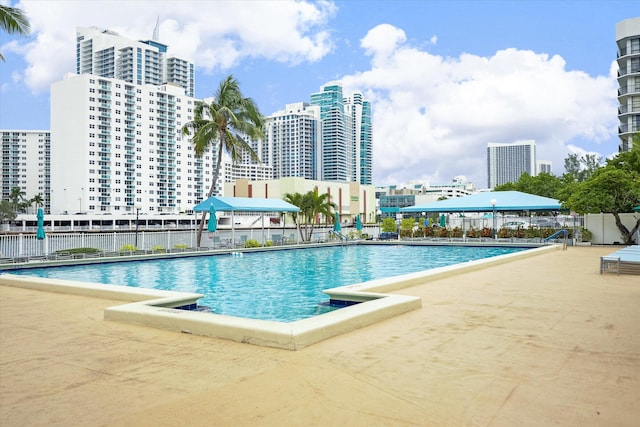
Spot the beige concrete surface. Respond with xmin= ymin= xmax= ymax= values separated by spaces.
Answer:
xmin=1 ymin=246 xmax=639 ymax=426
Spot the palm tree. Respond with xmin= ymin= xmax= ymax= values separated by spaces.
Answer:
xmin=0 ymin=4 xmax=31 ymax=62
xmin=9 ymin=187 xmax=26 ymax=213
xmin=283 ymin=192 xmax=304 ymax=240
xmin=300 ymin=190 xmax=336 ymax=241
xmin=182 ymin=75 xmax=265 ymax=246
xmin=31 ymin=194 xmax=45 ymax=212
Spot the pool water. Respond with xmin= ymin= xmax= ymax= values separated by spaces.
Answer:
xmin=13 ymin=245 xmax=525 ymax=322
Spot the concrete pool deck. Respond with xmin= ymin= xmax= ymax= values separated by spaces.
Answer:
xmin=1 ymin=245 xmax=639 ymax=426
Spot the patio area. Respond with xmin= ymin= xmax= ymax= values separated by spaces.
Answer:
xmin=1 ymin=245 xmax=639 ymax=426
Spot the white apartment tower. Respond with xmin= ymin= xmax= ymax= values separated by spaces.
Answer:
xmin=263 ymin=102 xmax=322 ymax=180
xmin=616 ymin=17 xmax=640 ymax=152
xmin=50 ymin=73 xmax=215 ymax=214
xmin=487 ymin=140 xmax=536 ymax=188
xmin=344 ymin=92 xmax=373 ymax=185
xmin=76 ymin=27 xmax=195 ymax=97
xmin=537 ymin=160 xmax=553 ymax=175
xmin=1 ymin=130 xmax=51 ymax=212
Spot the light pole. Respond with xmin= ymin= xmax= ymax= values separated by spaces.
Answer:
xmin=491 ymin=198 xmax=497 ymax=239
xmin=134 ymin=204 xmax=141 ymax=249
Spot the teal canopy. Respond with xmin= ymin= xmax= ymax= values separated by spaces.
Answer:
xmin=334 ymin=212 xmax=341 ymax=232
xmin=36 ymin=208 xmax=46 ymax=240
xmin=401 ymin=191 xmax=561 ymax=213
xmin=194 ymin=196 xmax=299 ymax=213
xmin=355 ymin=214 xmax=363 ymax=231
xmin=207 ymin=204 xmax=217 ymax=232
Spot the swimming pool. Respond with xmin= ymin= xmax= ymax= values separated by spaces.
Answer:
xmin=11 ymin=244 xmax=525 ymax=322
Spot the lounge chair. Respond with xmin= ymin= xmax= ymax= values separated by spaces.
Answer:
xmin=600 ymin=246 xmax=640 ymax=275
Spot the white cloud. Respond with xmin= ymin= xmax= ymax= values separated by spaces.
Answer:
xmin=343 ymin=24 xmax=618 ymax=187
xmin=15 ymin=0 xmax=336 ymax=93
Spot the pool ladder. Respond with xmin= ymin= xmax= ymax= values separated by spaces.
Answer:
xmin=544 ymin=229 xmax=569 ymax=250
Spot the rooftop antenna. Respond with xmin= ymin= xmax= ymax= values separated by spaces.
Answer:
xmin=152 ymin=15 xmax=159 ymax=41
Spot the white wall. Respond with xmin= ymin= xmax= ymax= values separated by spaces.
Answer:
xmin=584 ymin=213 xmax=639 ymax=244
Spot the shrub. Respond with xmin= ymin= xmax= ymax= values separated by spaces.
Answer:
xmin=56 ymin=247 xmax=101 ymax=254
xmin=120 ymin=244 xmax=137 ymax=252
xmin=244 ymin=239 xmax=261 ymax=248
xmin=466 ymin=228 xmax=478 ymax=238
xmin=151 ymin=245 xmax=165 ymax=253
xmin=580 ymin=228 xmax=593 ymax=242
xmin=173 ymin=244 xmax=189 ymax=249
xmin=450 ymin=227 xmax=463 ymax=238
xmin=497 ymin=228 xmax=512 ymax=238
xmin=381 ymin=217 xmax=397 ymax=232
xmin=437 ymin=227 xmax=449 ymax=238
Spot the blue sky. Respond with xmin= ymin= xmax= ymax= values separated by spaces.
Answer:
xmin=0 ymin=0 xmax=637 ymax=188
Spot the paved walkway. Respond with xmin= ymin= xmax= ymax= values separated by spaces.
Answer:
xmin=1 ymin=246 xmax=639 ymax=426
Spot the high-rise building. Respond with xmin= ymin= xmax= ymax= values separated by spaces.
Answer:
xmin=309 ymin=82 xmax=373 ymax=184
xmin=486 ymin=140 xmax=536 ymax=188
xmin=50 ymin=73 xmax=214 ymax=214
xmin=263 ymin=102 xmax=321 ymax=180
xmin=310 ymin=82 xmax=349 ymax=181
xmin=1 ymin=130 xmax=51 ymax=212
xmin=537 ymin=160 xmax=553 ymax=175
xmin=345 ymin=92 xmax=373 ymax=185
xmin=76 ymin=27 xmax=195 ymax=97
xmin=616 ymin=17 xmax=640 ymax=152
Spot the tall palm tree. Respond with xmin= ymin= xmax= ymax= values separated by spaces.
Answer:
xmin=300 ymin=190 xmax=336 ymax=241
xmin=283 ymin=192 xmax=304 ymax=240
xmin=31 ymin=194 xmax=44 ymax=212
xmin=0 ymin=4 xmax=31 ymax=62
xmin=8 ymin=187 xmax=25 ymax=213
xmin=182 ymin=75 xmax=265 ymax=246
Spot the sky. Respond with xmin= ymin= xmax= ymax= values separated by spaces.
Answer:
xmin=0 ymin=0 xmax=637 ymax=188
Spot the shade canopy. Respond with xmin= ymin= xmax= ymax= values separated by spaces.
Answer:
xmin=36 ymin=208 xmax=46 ymax=240
xmin=401 ymin=191 xmax=561 ymax=213
xmin=193 ymin=196 xmax=300 ymax=213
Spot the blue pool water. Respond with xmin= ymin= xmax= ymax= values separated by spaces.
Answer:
xmin=13 ymin=245 xmax=526 ymax=322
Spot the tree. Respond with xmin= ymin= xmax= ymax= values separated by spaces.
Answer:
xmin=299 ymin=190 xmax=335 ymax=241
xmin=566 ymin=162 xmax=640 ymax=244
xmin=283 ymin=192 xmax=304 ymax=240
xmin=494 ymin=172 xmax=562 ymax=199
xmin=0 ymin=200 xmax=17 ymax=223
xmin=8 ymin=187 xmax=26 ymax=213
xmin=563 ymin=153 xmax=602 ymax=183
xmin=0 ymin=4 xmax=30 ymax=62
xmin=182 ymin=75 xmax=264 ymax=246
xmin=31 ymin=194 xmax=44 ymax=209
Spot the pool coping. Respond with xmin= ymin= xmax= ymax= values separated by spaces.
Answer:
xmin=0 ymin=243 xmax=559 ymax=350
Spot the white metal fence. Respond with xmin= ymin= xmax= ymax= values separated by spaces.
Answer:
xmin=0 ymin=226 xmax=375 ymax=259
xmin=0 ymin=230 xmax=198 ymax=258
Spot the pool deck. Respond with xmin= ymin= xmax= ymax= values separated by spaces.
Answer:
xmin=1 ymin=245 xmax=639 ymax=426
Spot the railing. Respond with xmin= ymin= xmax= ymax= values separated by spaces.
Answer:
xmin=544 ymin=229 xmax=568 ymax=250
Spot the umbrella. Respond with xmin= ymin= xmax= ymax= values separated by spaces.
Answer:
xmin=333 ymin=212 xmax=341 ymax=232
xmin=355 ymin=214 xmax=363 ymax=231
xmin=633 ymin=205 xmax=640 ymax=212
xmin=207 ymin=204 xmax=217 ymax=233
xmin=439 ymin=214 xmax=446 ymax=227
xmin=36 ymin=208 xmax=46 ymax=240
